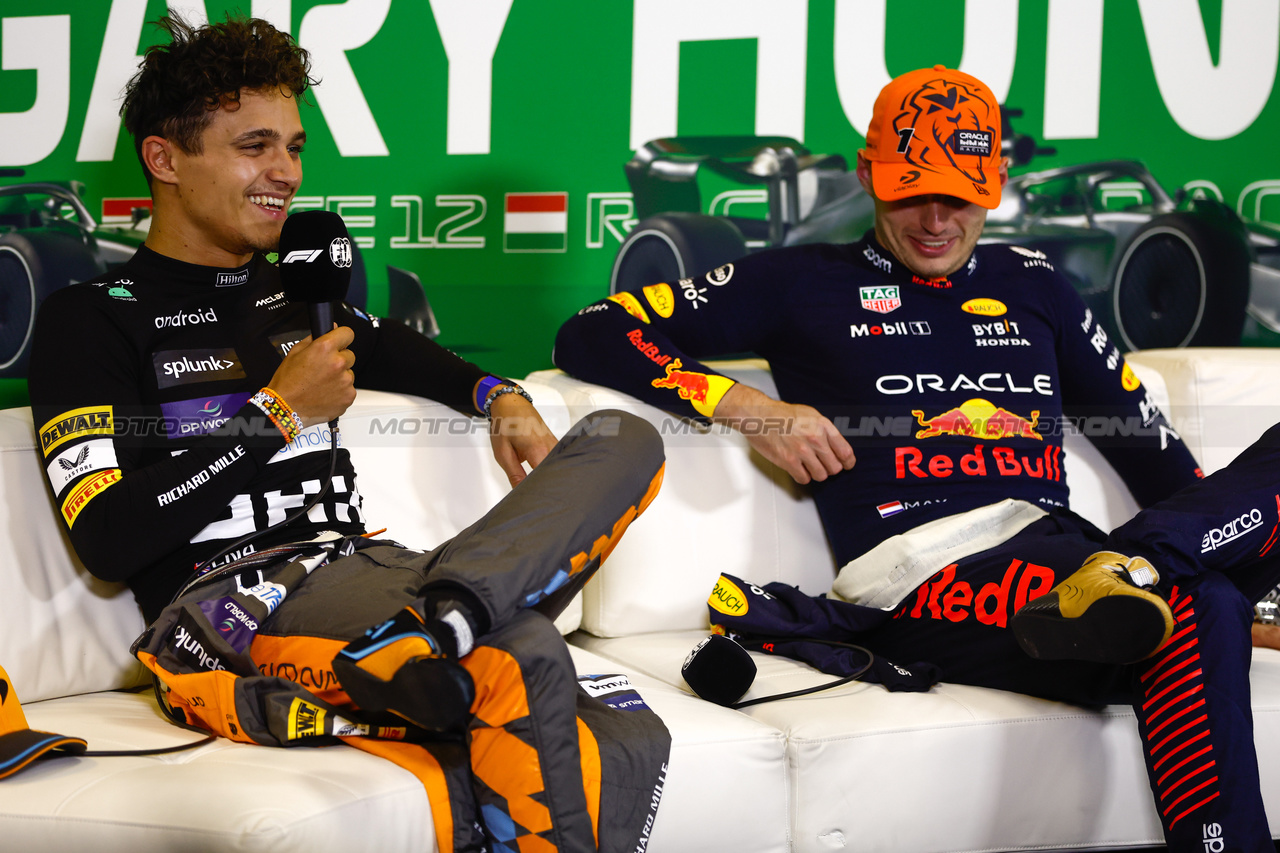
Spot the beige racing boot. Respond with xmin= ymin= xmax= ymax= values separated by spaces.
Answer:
xmin=1011 ymin=551 xmax=1174 ymax=665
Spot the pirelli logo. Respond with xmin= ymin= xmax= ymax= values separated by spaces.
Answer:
xmin=60 ymin=468 xmax=121 ymax=527
xmin=40 ymin=406 xmax=114 ymax=456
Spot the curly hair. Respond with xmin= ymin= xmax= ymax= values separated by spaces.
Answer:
xmin=121 ymin=14 xmax=315 ymax=185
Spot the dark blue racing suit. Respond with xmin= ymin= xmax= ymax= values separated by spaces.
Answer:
xmin=554 ymin=232 xmax=1280 ymax=852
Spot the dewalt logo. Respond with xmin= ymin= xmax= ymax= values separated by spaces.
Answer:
xmin=40 ymin=406 xmax=113 ymax=456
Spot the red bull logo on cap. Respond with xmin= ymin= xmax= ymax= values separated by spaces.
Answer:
xmin=912 ymin=398 xmax=1041 ymax=440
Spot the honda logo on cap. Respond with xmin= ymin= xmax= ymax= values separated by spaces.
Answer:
xmin=329 ymin=237 xmax=353 ymax=269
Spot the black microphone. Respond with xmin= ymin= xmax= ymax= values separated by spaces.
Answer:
xmin=278 ymin=210 xmax=354 ymax=340
xmin=681 ymin=634 xmax=757 ymax=707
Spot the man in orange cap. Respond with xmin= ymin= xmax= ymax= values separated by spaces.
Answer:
xmin=556 ymin=64 xmax=1280 ymax=851
xmin=859 ymin=65 xmax=1004 ymax=277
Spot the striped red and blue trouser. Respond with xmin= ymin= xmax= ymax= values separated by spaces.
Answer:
xmin=863 ymin=424 xmax=1280 ymax=853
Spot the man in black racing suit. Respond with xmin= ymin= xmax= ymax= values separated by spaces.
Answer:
xmin=555 ymin=65 xmax=1280 ymax=853
xmin=27 ymin=15 xmax=668 ymax=853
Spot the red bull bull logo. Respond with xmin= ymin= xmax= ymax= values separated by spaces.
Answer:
xmin=652 ymin=358 xmax=709 ymax=403
xmin=912 ymin=398 xmax=1041 ymax=440
xmin=651 ymin=358 xmax=735 ymax=418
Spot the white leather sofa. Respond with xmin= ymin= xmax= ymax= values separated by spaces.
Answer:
xmin=3 ymin=348 xmax=1280 ymax=852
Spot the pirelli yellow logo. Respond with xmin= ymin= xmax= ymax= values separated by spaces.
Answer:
xmin=287 ymin=697 xmax=327 ymax=740
xmin=40 ymin=406 xmax=114 ymax=456
xmin=60 ymin=468 xmax=121 ymax=527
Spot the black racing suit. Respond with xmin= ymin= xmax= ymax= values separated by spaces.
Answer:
xmin=29 ymin=245 xmax=671 ymax=853
xmin=555 ymin=232 xmax=1280 ymax=852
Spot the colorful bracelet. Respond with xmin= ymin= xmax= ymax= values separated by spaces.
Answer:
xmin=250 ymin=387 xmax=302 ymax=443
xmin=474 ymin=375 xmax=506 ymax=415
xmin=482 ymin=382 xmax=533 ymax=419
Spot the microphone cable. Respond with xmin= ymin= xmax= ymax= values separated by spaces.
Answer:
xmin=714 ymin=635 xmax=876 ymax=710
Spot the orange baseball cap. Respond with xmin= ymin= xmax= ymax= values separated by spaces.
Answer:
xmin=863 ymin=65 xmax=1003 ymax=209
xmin=0 ymin=665 xmax=86 ymax=780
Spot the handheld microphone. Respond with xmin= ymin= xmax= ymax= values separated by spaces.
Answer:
xmin=278 ymin=209 xmax=354 ymax=340
xmin=681 ymin=634 xmax=757 ymax=707
xmin=682 ymin=633 xmax=878 ymax=709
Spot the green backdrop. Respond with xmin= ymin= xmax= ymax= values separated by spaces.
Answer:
xmin=3 ymin=0 xmax=1278 ymax=407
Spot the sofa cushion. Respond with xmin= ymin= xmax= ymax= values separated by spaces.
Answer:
xmin=0 ymin=407 xmax=147 ymax=704
xmin=529 ymin=358 xmax=1178 ymax=636
xmin=0 ymin=382 xmax=580 ymax=706
xmin=529 ymin=361 xmax=838 ymax=637
xmin=574 ymin=630 xmax=1280 ymax=853
xmin=1127 ymin=347 xmax=1280 ymax=474
xmin=6 ymin=645 xmax=787 ymax=853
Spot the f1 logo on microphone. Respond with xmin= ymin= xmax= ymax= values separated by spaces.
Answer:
xmin=281 ymin=249 xmax=323 ymax=264
xmin=329 ymin=237 xmax=353 ymax=269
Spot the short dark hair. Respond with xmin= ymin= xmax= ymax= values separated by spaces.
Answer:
xmin=120 ymin=14 xmax=315 ymax=186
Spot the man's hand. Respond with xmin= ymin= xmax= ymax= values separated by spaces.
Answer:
xmin=268 ymin=326 xmax=357 ymax=427
xmin=1253 ymin=622 xmax=1280 ymax=651
xmin=488 ymin=391 xmax=557 ymax=487
xmin=713 ymin=383 xmax=855 ymax=485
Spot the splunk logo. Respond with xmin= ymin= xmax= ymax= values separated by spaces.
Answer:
xmin=1200 ymin=508 xmax=1264 ymax=553
xmin=153 ymin=348 xmax=245 ymax=389
xmin=171 ymin=624 xmax=225 ymax=672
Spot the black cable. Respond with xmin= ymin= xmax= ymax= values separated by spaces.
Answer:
xmin=730 ymin=636 xmax=875 ymax=710
xmin=80 ymin=736 xmax=216 ymax=757
xmin=120 ymin=423 xmax=342 ymax=759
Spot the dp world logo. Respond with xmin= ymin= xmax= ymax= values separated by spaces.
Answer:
xmin=329 ymin=237 xmax=353 ymax=269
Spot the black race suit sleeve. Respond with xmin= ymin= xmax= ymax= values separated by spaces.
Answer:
xmin=554 ymin=248 xmax=806 ymax=421
xmin=29 ymin=284 xmax=487 ymax=588
xmin=29 ymin=286 xmax=287 ymax=582
xmin=1049 ymin=283 xmax=1203 ymax=506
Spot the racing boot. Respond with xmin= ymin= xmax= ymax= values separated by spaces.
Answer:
xmin=1011 ymin=551 xmax=1174 ymax=665
xmin=332 ymin=600 xmax=476 ymax=733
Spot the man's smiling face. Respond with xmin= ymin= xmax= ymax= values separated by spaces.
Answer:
xmin=856 ymin=150 xmax=1001 ymax=279
xmin=157 ymin=87 xmax=305 ymax=266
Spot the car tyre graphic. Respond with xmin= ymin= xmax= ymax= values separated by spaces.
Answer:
xmin=0 ymin=231 xmax=104 ymax=377
xmin=610 ymin=212 xmax=748 ymax=296
xmin=1112 ymin=211 xmax=1250 ymax=350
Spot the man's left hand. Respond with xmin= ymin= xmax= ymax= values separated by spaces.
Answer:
xmin=488 ymin=391 xmax=557 ymax=487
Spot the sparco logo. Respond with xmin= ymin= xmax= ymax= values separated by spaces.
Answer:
xmin=1201 ymin=508 xmax=1264 ymax=553
xmin=1202 ymin=823 xmax=1224 ymax=852
xmin=329 ymin=237 xmax=353 ymax=268
xmin=154 ymin=308 xmax=217 ymax=328
xmin=863 ymin=244 xmax=892 ymax=273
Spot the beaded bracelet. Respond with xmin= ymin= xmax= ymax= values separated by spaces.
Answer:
xmin=250 ymin=387 xmax=303 ymax=443
xmin=482 ymin=382 xmax=533 ymax=419
xmin=474 ymin=374 xmax=506 ymax=415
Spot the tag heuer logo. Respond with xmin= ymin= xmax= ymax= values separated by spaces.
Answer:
xmin=860 ymin=285 xmax=901 ymax=314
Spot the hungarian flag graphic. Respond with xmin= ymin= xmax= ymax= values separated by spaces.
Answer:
xmin=101 ymin=197 xmax=153 ymax=226
xmin=504 ymin=192 xmax=568 ymax=252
